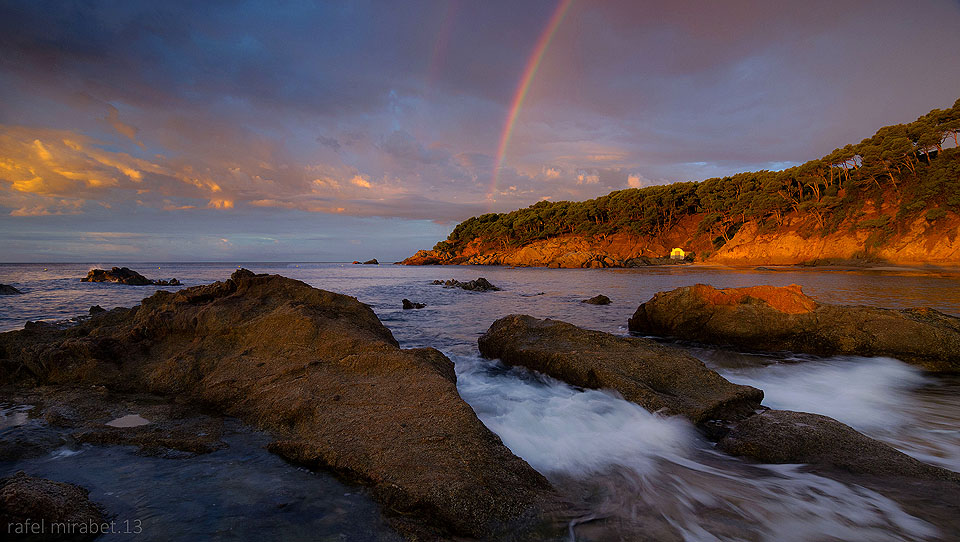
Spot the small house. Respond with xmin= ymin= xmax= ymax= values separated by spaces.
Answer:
xmin=670 ymin=247 xmax=685 ymax=260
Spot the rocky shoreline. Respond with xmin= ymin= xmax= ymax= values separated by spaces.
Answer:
xmin=2 ymin=273 xmax=959 ymax=539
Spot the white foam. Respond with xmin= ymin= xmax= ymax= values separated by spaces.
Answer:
xmin=454 ymin=355 xmax=694 ymax=475
xmin=718 ymin=356 xmax=927 ymax=431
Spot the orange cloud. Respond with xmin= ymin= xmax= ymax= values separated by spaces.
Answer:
xmin=349 ymin=174 xmax=371 ymax=188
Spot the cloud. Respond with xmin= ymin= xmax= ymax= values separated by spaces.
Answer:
xmin=627 ymin=173 xmax=647 ymax=188
xmin=350 ymin=174 xmax=372 ymax=189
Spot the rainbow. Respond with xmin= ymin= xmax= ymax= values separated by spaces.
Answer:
xmin=489 ymin=0 xmax=574 ymax=200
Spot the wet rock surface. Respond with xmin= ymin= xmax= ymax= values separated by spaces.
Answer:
xmin=432 ymin=277 xmax=501 ymax=291
xmin=401 ymin=299 xmax=425 ymax=310
xmin=0 ymin=270 xmax=553 ymax=539
xmin=629 ymin=283 xmax=960 ymax=373
xmin=478 ymin=315 xmax=763 ymax=424
xmin=0 ymin=284 xmax=23 ymax=295
xmin=1 ymin=387 xmax=226 ymax=459
xmin=720 ymin=409 xmax=958 ymax=481
xmin=80 ymin=267 xmax=180 ymax=287
xmin=0 ymin=471 xmax=105 ymax=541
xmin=581 ymin=295 xmax=611 ymax=305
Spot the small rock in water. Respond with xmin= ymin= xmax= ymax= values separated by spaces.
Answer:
xmin=0 ymin=283 xmax=23 ymax=295
xmin=582 ymin=295 xmax=611 ymax=305
xmin=362 ymin=258 xmax=379 ymax=265
xmin=402 ymin=299 xmax=426 ymax=310
xmin=434 ymin=278 xmax=501 ymax=291
xmin=105 ymin=414 xmax=151 ymax=428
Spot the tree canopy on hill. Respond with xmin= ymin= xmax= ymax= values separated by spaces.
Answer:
xmin=436 ymin=99 xmax=960 ymax=254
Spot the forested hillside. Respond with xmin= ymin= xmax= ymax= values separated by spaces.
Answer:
xmin=406 ymin=99 xmax=960 ymax=267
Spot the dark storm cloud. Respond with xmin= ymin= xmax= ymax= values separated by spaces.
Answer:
xmin=1 ymin=0 xmax=959 ymax=260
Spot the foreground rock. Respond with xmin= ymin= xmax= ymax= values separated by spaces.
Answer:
xmin=582 ymin=295 xmax=611 ymax=305
xmin=0 ymin=284 xmax=23 ymax=295
xmin=0 ymin=472 xmax=105 ymax=540
xmin=629 ymin=284 xmax=960 ymax=373
xmin=478 ymin=315 xmax=763 ymax=424
xmin=0 ymin=270 xmax=551 ymax=538
xmin=432 ymin=277 xmax=501 ymax=291
xmin=401 ymin=299 xmax=425 ymax=310
xmin=81 ymin=267 xmax=180 ymax=287
xmin=719 ymin=410 xmax=958 ymax=481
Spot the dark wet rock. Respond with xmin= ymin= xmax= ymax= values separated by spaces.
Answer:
xmin=362 ymin=258 xmax=379 ymax=265
xmin=0 ymin=284 xmax=23 ymax=295
xmin=719 ymin=410 xmax=959 ymax=481
xmin=81 ymin=267 xmax=152 ymax=285
xmin=435 ymin=277 xmax=501 ymax=291
xmin=72 ymin=416 xmax=224 ymax=457
xmin=0 ymin=472 xmax=105 ymax=541
xmin=0 ymin=387 xmax=228 ymax=458
xmin=401 ymin=299 xmax=425 ymax=310
xmin=0 ymin=423 xmax=65 ymax=461
xmin=478 ymin=315 xmax=763 ymax=424
xmin=628 ymin=284 xmax=960 ymax=373
xmin=80 ymin=267 xmax=180 ymax=287
xmin=582 ymin=295 xmax=611 ymax=305
xmin=87 ymin=306 xmax=105 ymax=315
xmin=0 ymin=270 xmax=552 ymax=538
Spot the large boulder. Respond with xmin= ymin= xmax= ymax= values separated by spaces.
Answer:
xmin=0 ymin=284 xmax=22 ymax=295
xmin=0 ymin=270 xmax=552 ymax=538
xmin=719 ymin=410 xmax=958 ymax=481
xmin=628 ymin=284 xmax=960 ymax=373
xmin=0 ymin=472 xmax=105 ymax=541
xmin=477 ymin=315 xmax=763 ymax=424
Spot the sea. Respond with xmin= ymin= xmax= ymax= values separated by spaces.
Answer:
xmin=2 ymin=262 xmax=959 ymax=541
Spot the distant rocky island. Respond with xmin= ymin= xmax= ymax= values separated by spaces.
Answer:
xmin=404 ymin=100 xmax=960 ymax=268
xmin=82 ymin=267 xmax=180 ymax=286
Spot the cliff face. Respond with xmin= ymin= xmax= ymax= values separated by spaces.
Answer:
xmin=403 ymin=207 xmax=960 ymax=268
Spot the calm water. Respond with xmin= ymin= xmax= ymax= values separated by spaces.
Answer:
xmin=2 ymin=262 xmax=959 ymax=541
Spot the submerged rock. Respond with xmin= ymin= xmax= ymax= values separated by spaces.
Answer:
xmin=401 ymin=299 xmax=425 ymax=310
xmin=719 ymin=409 xmax=958 ymax=481
xmin=0 ymin=472 xmax=105 ymax=540
xmin=0 ymin=270 xmax=551 ymax=538
xmin=582 ymin=294 xmax=611 ymax=305
xmin=478 ymin=315 xmax=763 ymax=424
xmin=628 ymin=284 xmax=960 ymax=373
xmin=434 ymin=277 xmax=501 ymax=291
xmin=0 ymin=284 xmax=23 ymax=295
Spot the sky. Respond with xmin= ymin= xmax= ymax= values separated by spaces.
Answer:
xmin=1 ymin=0 xmax=960 ymax=262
